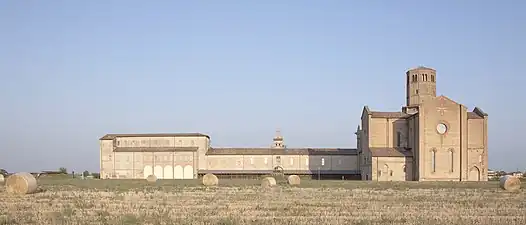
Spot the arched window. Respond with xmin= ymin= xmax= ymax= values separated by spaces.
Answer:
xmin=431 ymin=75 xmax=435 ymax=82
xmin=431 ymin=149 xmax=437 ymax=173
xmin=449 ymin=149 xmax=454 ymax=172
xmin=396 ymin=131 xmax=402 ymax=147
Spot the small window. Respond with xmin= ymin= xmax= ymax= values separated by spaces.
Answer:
xmin=276 ymin=156 xmax=281 ymax=164
xmin=431 ymin=75 xmax=435 ymax=82
xmin=425 ymin=74 xmax=428 ymax=81
xmin=390 ymin=170 xmax=393 ymax=176
xmin=396 ymin=131 xmax=402 ymax=147
xmin=431 ymin=149 xmax=437 ymax=172
xmin=416 ymin=89 xmax=419 ymax=94
xmin=449 ymin=149 xmax=454 ymax=172
xmin=321 ymin=158 xmax=325 ymax=166
xmin=403 ymin=165 xmax=407 ymax=173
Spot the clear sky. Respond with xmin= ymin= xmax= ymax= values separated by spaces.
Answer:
xmin=0 ymin=1 xmax=524 ymax=173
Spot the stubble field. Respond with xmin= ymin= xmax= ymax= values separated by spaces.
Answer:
xmin=0 ymin=177 xmax=525 ymax=225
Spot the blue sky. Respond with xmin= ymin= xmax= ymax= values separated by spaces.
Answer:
xmin=0 ymin=1 xmax=524 ymax=173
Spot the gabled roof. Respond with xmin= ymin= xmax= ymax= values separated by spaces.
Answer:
xmin=206 ymin=148 xmax=358 ymax=155
xmin=467 ymin=112 xmax=483 ymax=119
xmin=436 ymin=95 xmax=461 ymax=106
xmin=370 ymin=111 xmax=407 ymax=119
xmin=99 ymin=133 xmax=210 ymax=140
xmin=473 ymin=107 xmax=488 ymax=117
xmin=362 ymin=105 xmax=409 ymax=119
xmin=361 ymin=106 xmax=371 ymax=119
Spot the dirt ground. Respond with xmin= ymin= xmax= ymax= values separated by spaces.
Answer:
xmin=1 ymin=177 xmax=525 ymax=225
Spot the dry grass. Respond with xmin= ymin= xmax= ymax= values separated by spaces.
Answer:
xmin=1 ymin=177 xmax=525 ymax=225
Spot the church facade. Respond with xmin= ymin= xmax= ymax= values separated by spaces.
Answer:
xmin=99 ymin=66 xmax=488 ymax=181
xmin=357 ymin=66 xmax=488 ymax=181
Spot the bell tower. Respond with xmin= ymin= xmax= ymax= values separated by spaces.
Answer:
xmin=406 ymin=66 xmax=437 ymax=106
xmin=271 ymin=129 xmax=286 ymax=149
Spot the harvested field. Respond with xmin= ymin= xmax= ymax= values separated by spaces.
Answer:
xmin=1 ymin=177 xmax=525 ymax=225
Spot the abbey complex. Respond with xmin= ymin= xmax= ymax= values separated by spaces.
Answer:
xmin=99 ymin=66 xmax=488 ymax=181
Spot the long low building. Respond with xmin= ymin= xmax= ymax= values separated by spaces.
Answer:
xmin=99 ymin=66 xmax=489 ymax=181
xmin=99 ymin=132 xmax=359 ymax=179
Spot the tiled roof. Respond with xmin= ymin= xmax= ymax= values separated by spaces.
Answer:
xmin=99 ymin=133 xmax=210 ymax=140
xmin=370 ymin=111 xmax=407 ymax=119
xmin=113 ymin=147 xmax=198 ymax=152
xmin=369 ymin=147 xmax=412 ymax=157
xmin=467 ymin=112 xmax=483 ymax=119
xmin=206 ymin=148 xmax=358 ymax=155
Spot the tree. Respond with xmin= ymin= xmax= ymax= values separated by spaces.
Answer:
xmin=0 ymin=168 xmax=7 ymax=176
xmin=83 ymin=170 xmax=90 ymax=177
xmin=59 ymin=167 xmax=67 ymax=174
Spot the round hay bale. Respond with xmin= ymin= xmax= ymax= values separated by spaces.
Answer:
xmin=287 ymin=175 xmax=301 ymax=186
xmin=146 ymin=175 xmax=157 ymax=183
xmin=500 ymin=175 xmax=521 ymax=191
xmin=261 ymin=176 xmax=277 ymax=188
xmin=202 ymin=173 xmax=219 ymax=186
xmin=5 ymin=172 xmax=38 ymax=194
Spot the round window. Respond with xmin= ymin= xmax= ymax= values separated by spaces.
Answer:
xmin=437 ymin=123 xmax=448 ymax=134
